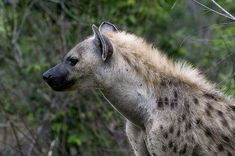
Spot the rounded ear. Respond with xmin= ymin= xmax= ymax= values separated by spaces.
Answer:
xmin=99 ymin=21 xmax=118 ymax=34
xmin=92 ymin=24 xmax=113 ymax=61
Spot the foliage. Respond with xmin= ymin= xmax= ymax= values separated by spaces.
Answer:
xmin=0 ymin=0 xmax=234 ymax=156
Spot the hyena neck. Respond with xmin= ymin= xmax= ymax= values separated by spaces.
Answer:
xmin=94 ymin=51 xmax=200 ymax=128
xmin=94 ymin=32 xmax=217 ymax=128
xmin=95 ymin=56 xmax=156 ymax=128
xmin=95 ymin=55 xmax=204 ymax=129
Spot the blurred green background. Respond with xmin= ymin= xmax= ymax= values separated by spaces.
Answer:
xmin=0 ymin=0 xmax=235 ymax=156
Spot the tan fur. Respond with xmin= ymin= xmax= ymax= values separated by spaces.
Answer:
xmin=102 ymin=31 xmax=235 ymax=156
xmin=47 ymin=24 xmax=235 ymax=156
xmin=107 ymin=31 xmax=216 ymax=92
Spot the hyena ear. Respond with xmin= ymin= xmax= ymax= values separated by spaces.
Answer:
xmin=99 ymin=21 xmax=118 ymax=34
xmin=92 ymin=24 xmax=114 ymax=61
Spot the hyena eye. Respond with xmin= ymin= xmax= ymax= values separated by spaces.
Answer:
xmin=68 ymin=57 xmax=79 ymax=66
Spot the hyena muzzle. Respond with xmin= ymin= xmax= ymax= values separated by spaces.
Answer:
xmin=42 ymin=63 xmax=77 ymax=91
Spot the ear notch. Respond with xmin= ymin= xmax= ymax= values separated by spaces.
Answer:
xmin=92 ymin=24 xmax=114 ymax=61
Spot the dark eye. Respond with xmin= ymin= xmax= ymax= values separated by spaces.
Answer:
xmin=68 ymin=57 xmax=78 ymax=66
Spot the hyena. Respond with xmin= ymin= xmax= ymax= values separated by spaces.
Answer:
xmin=43 ymin=22 xmax=235 ymax=156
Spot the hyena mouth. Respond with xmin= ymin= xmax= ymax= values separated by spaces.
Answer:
xmin=44 ymin=76 xmax=76 ymax=91
xmin=46 ymin=78 xmax=76 ymax=91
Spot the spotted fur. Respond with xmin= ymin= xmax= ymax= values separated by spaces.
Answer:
xmin=46 ymin=22 xmax=235 ymax=156
xmin=105 ymin=30 xmax=235 ymax=156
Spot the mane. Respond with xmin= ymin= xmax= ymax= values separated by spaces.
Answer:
xmin=107 ymin=31 xmax=216 ymax=92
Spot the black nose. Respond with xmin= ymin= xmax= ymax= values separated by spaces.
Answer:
xmin=42 ymin=71 xmax=52 ymax=81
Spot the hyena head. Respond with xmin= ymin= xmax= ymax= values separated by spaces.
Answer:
xmin=43 ymin=22 xmax=118 ymax=91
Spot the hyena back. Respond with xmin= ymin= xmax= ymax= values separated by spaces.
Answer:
xmin=43 ymin=22 xmax=235 ymax=156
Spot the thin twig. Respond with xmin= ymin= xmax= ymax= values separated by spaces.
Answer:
xmin=219 ymin=21 xmax=235 ymax=25
xmin=27 ymin=113 xmax=51 ymax=156
xmin=9 ymin=121 xmax=24 ymax=156
xmin=192 ymin=0 xmax=235 ymax=21
xmin=171 ymin=0 xmax=178 ymax=9
xmin=15 ymin=0 xmax=38 ymax=41
xmin=60 ymin=0 xmax=86 ymax=25
xmin=11 ymin=1 xmax=23 ymax=67
xmin=0 ymin=101 xmax=24 ymax=156
xmin=211 ymin=0 xmax=235 ymax=20
xmin=11 ymin=0 xmax=38 ymax=67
